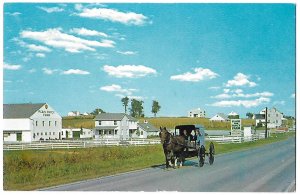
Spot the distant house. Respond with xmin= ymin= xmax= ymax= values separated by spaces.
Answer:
xmin=3 ymin=103 xmax=62 ymax=142
xmin=67 ymin=111 xmax=80 ymax=116
xmin=134 ymin=122 xmax=160 ymax=138
xmin=255 ymin=107 xmax=284 ymax=128
xmin=188 ymin=108 xmax=206 ymax=118
xmin=61 ymin=128 xmax=93 ymax=139
xmin=209 ymin=113 xmax=230 ymax=122
xmin=93 ymin=113 xmax=138 ymax=139
xmin=228 ymin=111 xmax=239 ymax=119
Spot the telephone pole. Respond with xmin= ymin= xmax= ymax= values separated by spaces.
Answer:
xmin=265 ymin=107 xmax=268 ymax=138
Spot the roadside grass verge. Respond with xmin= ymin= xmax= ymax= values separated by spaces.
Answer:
xmin=3 ymin=132 xmax=295 ymax=191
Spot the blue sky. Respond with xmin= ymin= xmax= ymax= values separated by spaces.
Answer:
xmin=3 ymin=3 xmax=296 ymax=117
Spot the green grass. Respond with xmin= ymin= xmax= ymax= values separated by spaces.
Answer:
xmin=3 ymin=132 xmax=295 ymax=191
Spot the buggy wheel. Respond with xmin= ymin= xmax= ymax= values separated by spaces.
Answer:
xmin=209 ymin=142 xmax=215 ymax=165
xmin=199 ymin=145 xmax=205 ymax=167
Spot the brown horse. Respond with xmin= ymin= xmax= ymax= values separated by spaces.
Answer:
xmin=159 ymin=127 xmax=186 ymax=168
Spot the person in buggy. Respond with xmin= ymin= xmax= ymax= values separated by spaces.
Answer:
xmin=194 ymin=129 xmax=202 ymax=151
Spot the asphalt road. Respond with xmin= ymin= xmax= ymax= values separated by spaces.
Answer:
xmin=42 ymin=137 xmax=296 ymax=192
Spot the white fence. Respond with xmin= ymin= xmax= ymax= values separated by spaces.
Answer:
xmin=207 ymin=133 xmax=267 ymax=144
xmin=3 ymin=138 xmax=161 ymax=151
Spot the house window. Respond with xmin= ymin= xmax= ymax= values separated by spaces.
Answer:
xmin=115 ymin=130 xmax=118 ymax=135
xmin=114 ymin=120 xmax=117 ymax=125
xmin=45 ymin=132 xmax=47 ymax=135
xmin=53 ymin=132 xmax=55 ymax=135
xmin=42 ymin=121 xmax=45 ymax=126
xmin=141 ymin=131 xmax=143 ymax=135
xmin=109 ymin=130 xmax=112 ymax=135
xmin=41 ymin=132 xmax=43 ymax=136
xmin=55 ymin=121 xmax=57 ymax=126
xmin=49 ymin=121 xmax=51 ymax=126
xmin=36 ymin=121 xmax=38 ymax=126
xmin=49 ymin=132 xmax=51 ymax=135
xmin=37 ymin=133 xmax=39 ymax=136
xmin=62 ymin=131 xmax=64 ymax=136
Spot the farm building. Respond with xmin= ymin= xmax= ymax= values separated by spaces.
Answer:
xmin=61 ymin=128 xmax=93 ymax=139
xmin=132 ymin=122 xmax=160 ymax=138
xmin=209 ymin=113 xmax=230 ymax=122
xmin=228 ymin=111 xmax=239 ymax=119
xmin=3 ymin=103 xmax=62 ymax=142
xmin=188 ymin=108 xmax=206 ymax=118
xmin=255 ymin=107 xmax=284 ymax=128
xmin=94 ymin=113 xmax=138 ymax=139
xmin=67 ymin=111 xmax=80 ymax=116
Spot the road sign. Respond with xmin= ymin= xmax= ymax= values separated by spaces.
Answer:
xmin=231 ymin=119 xmax=242 ymax=136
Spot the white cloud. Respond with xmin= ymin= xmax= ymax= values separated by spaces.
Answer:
xmin=209 ymin=86 xmax=220 ymax=90
xmin=76 ymin=8 xmax=149 ymax=26
xmin=170 ymin=67 xmax=218 ymax=82
xmin=291 ymin=93 xmax=295 ymax=98
xmin=115 ymin=94 xmax=144 ymax=100
xmin=75 ymin=4 xmax=83 ymax=11
xmin=20 ymin=28 xmax=115 ymax=53
xmin=13 ymin=38 xmax=52 ymax=52
xmin=70 ymin=28 xmax=108 ymax=37
xmin=100 ymin=84 xmax=136 ymax=95
xmin=103 ymin=65 xmax=157 ymax=78
xmin=28 ymin=69 xmax=36 ymax=73
xmin=4 ymin=63 xmax=21 ymax=70
xmin=212 ymin=91 xmax=273 ymax=99
xmin=273 ymin=100 xmax=285 ymax=106
xmin=210 ymin=97 xmax=270 ymax=108
xmin=117 ymin=51 xmax=137 ymax=55
xmin=5 ymin=12 xmax=21 ymax=16
xmin=42 ymin=68 xmax=59 ymax=75
xmin=26 ymin=44 xmax=52 ymax=52
xmin=225 ymin=73 xmax=257 ymax=87
xmin=62 ymin=69 xmax=90 ymax=75
xmin=36 ymin=53 xmax=46 ymax=58
xmin=38 ymin=6 xmax=64 ymax=13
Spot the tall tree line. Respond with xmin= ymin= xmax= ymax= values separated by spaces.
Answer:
xmin=121 ymin=96 xmax=161 ymax=118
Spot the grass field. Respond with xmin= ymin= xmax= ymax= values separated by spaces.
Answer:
xmin=3 ymin=132 xmax=295 ymax=191
xmin=62 ymin=116 xmax=256 ymax=130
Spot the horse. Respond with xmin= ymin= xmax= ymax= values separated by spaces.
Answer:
xmin=159 ymin=127 xmax=186 ymax=168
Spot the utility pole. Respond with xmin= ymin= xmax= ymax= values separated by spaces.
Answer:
xmin=265 ymin=107 xmax=268 ymax=138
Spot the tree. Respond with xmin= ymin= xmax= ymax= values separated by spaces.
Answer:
xmin=90 ymin=108 xmax=105 ymax=116
xmin=151 ymin=100 xmax=161 ymax=117
xmin=121 ymin=96 xmax=129 ymax=113
xmin=130 ymin=99 xmax=144 ymax=118
xmin=246 ymin=112 xmax=254 ymax=119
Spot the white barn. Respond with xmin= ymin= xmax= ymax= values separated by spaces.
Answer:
xmin=209 ymin=113 xmax=230 ymax=122
xmin=3 ymin=103 xmax=62 ymax=142
xmin=61 ymin=128 xmax=93 ymax=139
xmin=188 ymin=108 xmax=206 ymax=118
xmin=133 ymin=122 xmax=160 ymax=138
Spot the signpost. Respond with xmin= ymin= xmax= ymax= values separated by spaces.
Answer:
xmin=231 ymin=119 xmax=242 ymax=136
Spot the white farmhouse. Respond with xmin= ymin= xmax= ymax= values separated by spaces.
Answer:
xmin=209 ymin=113 xmax=230 ymax=122
xmin=94 ymin=113 xmax=138 ymax=139
xmin=255 ymin=107 xmax=284 ymax=128
xmin=3 ymin=103 xmax=62 ymax=142
xmin=188 ymin=108 xmax=206 ymax=118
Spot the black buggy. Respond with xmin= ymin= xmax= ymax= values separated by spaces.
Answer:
xmin=174 ymin=124 xmax=215 ymax=167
